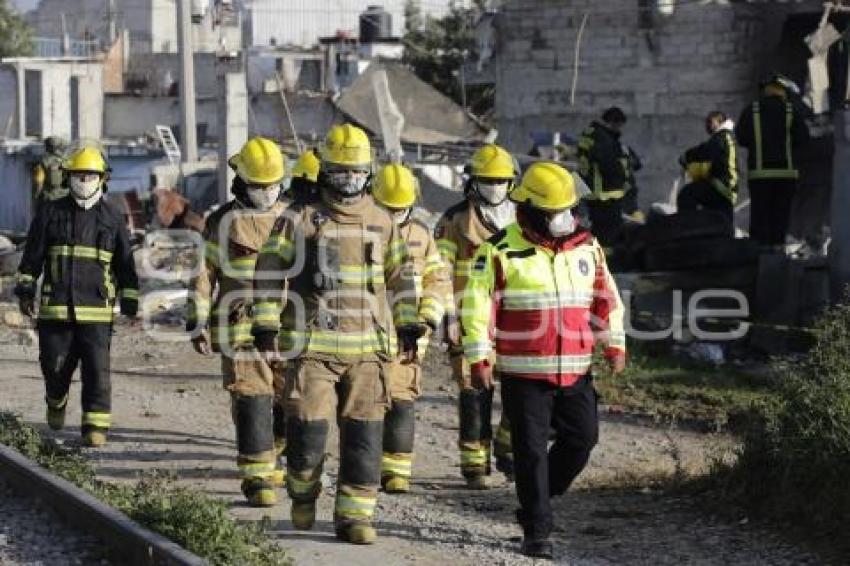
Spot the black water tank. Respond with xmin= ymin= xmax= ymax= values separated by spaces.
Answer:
xmin=360 ymin=5 xmax=392 ymax=43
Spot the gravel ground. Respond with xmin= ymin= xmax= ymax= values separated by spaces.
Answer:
xmin=0 ymin=316 xmax=825 ymax=565
xmin=0 ymin=479 xmax=110 ymax=566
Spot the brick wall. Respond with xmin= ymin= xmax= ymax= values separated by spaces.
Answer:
xmin=489 ymin=0 xmax=822 ymax=210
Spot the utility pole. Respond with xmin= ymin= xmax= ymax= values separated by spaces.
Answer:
xmin=177 ymin=0 xmax=198 ymax=163
xmin=107 ymin=0 xmax=117 ymax=44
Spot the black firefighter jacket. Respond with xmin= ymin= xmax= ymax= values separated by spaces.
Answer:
xmin=15 ymin=195 xmax=139 ymax=323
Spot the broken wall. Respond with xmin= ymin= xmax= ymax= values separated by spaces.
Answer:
xmin=490 ymin=1 xmax=823 ymax=220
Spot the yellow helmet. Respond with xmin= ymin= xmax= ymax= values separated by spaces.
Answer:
xmin=291 ymin=149 xmax=321 ymax=183
xmin=511 ymin=162 xmax=579 ymax=211
xmin=63 ymin=147 xmax=108 ymax=174
xmin=469 ymin=144 xmax=517 ymax=180
xmin=321 ymin=124 xmax=372 ymax=169
xmin=228 ymin=137 xmax=285 ymax=185
xmin=372 ymin=163 xmax=418 ymax=209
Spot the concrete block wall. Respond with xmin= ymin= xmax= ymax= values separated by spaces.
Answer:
xmin=491 ymin=0 xmax=822 ymax=212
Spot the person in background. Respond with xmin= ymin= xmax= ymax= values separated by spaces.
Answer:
xmin=677 ymin=111 xmax=739 ymax=227
xmin=736 ymin=74 xmax=809 ymax=248
xmin=577 ymin=107 xmax=632 ymax=246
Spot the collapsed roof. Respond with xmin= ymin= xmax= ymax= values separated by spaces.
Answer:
xmin=334 ymin=62 xmax=487 ymax=145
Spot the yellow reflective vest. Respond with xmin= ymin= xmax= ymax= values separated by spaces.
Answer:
xmin=461 ymin=223 xmax=626 ymax=387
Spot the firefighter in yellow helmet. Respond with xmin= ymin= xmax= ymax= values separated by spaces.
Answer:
xmin=186 ymin=136 xmax=289 ymax=507
xmin=287 ymin=149 xmax=321 ymax=204
xmin=434 ymin=143 xmax=516 ymax=489
xmin=371 ymin=163 xmax=452 ymax=493
xmin=15 ymin=146 xmax=139 ymax=448
xmin=462 ymin=161 xmax=626 ymax=559
xmin=253 ymin=124 xmax=420 ymax=544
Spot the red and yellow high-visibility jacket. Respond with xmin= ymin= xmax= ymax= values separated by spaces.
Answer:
xmin=461 ymin=223 xmax=626 ymax=387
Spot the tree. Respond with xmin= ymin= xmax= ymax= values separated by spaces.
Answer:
xmin=0 ymin=0 xmax=33 ymax=58
xmin=403 ymin=0 xmax=494 ymax=117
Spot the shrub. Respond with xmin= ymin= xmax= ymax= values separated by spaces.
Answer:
xmin=724 ymin=299 xmax=850 ymax=551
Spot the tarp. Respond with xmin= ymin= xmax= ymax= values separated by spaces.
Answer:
xmin=334 ymin=62 xmax=487 ymax=145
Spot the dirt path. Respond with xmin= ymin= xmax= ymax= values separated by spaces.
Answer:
xmin=0 ymin=321 xmax=820 ymax=565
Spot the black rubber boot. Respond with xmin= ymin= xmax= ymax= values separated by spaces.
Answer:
xmin=520 ymin=537 xmax=553 ymax=560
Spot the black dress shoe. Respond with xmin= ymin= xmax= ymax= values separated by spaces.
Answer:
xmin=520 ymin=537 xmax=553 ymax=560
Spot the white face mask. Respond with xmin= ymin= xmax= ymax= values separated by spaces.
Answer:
xmin=246 ymin=184 xmax=281 ymax=210
xmin=478 ymin=200 xmax=516 ymax=230
xmin=474 ymin=179 xmax=511 ymax=205
xmin=392 ymin=208 xmax=411 ymax=225
xmin=69 ymin=174 xmax=103 ymax=209
xmin=327 ymin=170 xmax=369 ymax=197
xmin=548 ymin=209 xmax=576 ymax=237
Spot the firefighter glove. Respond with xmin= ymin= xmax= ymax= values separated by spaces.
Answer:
xmin=398 ymin=323 xmax=428 ymax=363
xmin=470 ymin=359 xmax=494 ymax=390
xmin=18 ymin=296 xmax=35 ymax=318
xmin=191 ymin=329 xmax=212 ymax=356
xmin=120 ymin=297 xmax=138 ymax=317
xmin=254 ymin=330 xmax=278 ymax=353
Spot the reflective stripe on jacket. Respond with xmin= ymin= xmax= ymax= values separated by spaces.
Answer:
xmin=461 ymin=223 xmax=626 ymax=387
xmin=736 ymin=96 xmax=808 ymax=181
xmin=399 ymin=218 xmax=452 ymax=354
xmin=680 ymin=128 xmax=739 ymax=203
xmin=577 ymin=121 xmax=628 ymax=201
xmin=15 ymin=196 xmax=139 ymax=323
xmin=252 ymin=193 xmax=419 ymax=359
xmin=434 ymin=200 xmax=496 ymax=318
xmin=187 ymin=199 xmax=286 ymax=350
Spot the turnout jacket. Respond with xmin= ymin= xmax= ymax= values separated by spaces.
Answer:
xmin=680 ymin=125 xmax=739 ymax=202
xmin=398 ymin=218 xmax=452 ymax=354
xmin=736 ymin=95 xmax=808 ymax=180
xmin=15 ymin=196 xmax=139 ymax=323
xmin=577 ymin=121 xmax=629 ymax=201
xmin=434 ymin=200 xmax=498 ymax=320
xmin=187 ymin=199 xmax=287 ymax=351
xmin=461 ymin=223 xmax=625 ymax=387
xmin=252 ymin=192 xmax=420 ymax=359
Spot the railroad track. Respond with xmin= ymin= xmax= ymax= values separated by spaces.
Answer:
xmin=0 ymin=443 xmax=205 ymax=566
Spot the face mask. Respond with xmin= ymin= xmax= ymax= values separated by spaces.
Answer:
xmin=327 ymin=170 xmax=368 ymax=197
xmin=69 ymin=174 xmax=102 ymax=209
xmin=474 ymin=179 xmax=511 ymax=206
xmin=478 ymin=200 xmax=516 ymax=230
xmin=246 ymin=184 xmax=281 ymax=210
xmin=392 ymin=208 xmax=411 ymax=225
xmin=548 ymin=209 xmax=576 ymax=237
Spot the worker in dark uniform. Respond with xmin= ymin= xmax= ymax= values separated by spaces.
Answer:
xmin=621 ymin=144 xmax=644 ymax=222
xmin=677 ymin=111 xmax=739 ymax=226
xmin=15 ymin=147 xmax=139 ymax=447
xmin=736 ymin=75 xmax=809 ymax=248
xmin=32 ymin=136 xmax=68 ymax=204
xmin=577 ymin=107 xmax=632 ymax=246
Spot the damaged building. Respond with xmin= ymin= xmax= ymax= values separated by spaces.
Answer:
xmin=469 ymin=0 xmax=841 ymax=245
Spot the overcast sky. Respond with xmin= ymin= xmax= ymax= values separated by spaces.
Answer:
xmin=11 ymin=0 xmax=39 ymax=12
